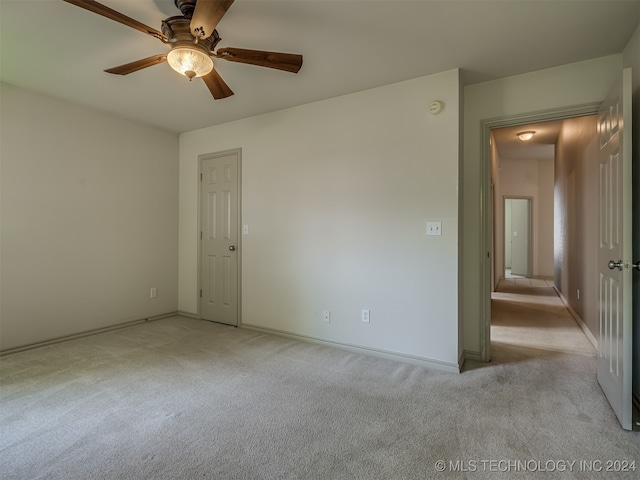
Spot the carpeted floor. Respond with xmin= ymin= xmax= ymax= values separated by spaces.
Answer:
xmin=491 ymin=278 xmax=597 ymax=357
xmin=1 ymin=282 xmax=639 ymax=479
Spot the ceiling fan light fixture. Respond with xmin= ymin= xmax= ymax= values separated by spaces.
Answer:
xmin=167 ymin=46 xmax=213 ymax=80
xmin=517 ymin=130 xmax=536 ymax=141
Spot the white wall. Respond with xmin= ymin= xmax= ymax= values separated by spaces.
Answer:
xmin=0 ymin=83 xmax=179 ymax=351
xmin=463 ymin=55 xmax=623 ymax=358
xmin=495 ymin=155 xmax=555 ymax=280
xmin=554 ymin=115 xmax=599 ymax=336
xmin=180 ymin=70 xmax=462 ymax=370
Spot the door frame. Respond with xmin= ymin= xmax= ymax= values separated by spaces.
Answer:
xmin=197 ymin=148 xmax=242 ymax=325
xmin=479 ymin=103 xmax=600 ymax=362
xmin=503 ymin=196 xmax=533 ymax=279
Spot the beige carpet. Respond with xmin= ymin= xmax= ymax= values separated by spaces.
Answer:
xmin=1 ymin=288 xmax=639 ymax=479
xmin=491 ymin=278 xmax=597 ymax=357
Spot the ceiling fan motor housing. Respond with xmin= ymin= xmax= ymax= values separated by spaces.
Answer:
xmin=174 ymin=0 xmax=197 ymax=17
xmin=162 ymin=16 xmax=221 ymax=53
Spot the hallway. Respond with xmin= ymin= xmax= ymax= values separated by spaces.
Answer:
xmin=489 ymin=278 xmax=639 ymax=431
xmin=491 ymin=278 xmax=595 ymax=358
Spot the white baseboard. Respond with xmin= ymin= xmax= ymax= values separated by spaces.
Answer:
xmin=463 ymin=350 xmax=483 ymax=362
xmin=241 ymin=324 xmax=461 ymax=374
xmin=0 ymin=312 xmax=179 ymax=356
xmin=458 ymin=350 xmax=466 ymax=371
xmin=553 ymin=287 xmax=598 ymax=349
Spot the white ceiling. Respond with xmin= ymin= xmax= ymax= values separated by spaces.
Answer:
xmin=1 ymin=0 xmax=638 ymax=133
xmin=493 ymin=120 xmax=564 ymax=162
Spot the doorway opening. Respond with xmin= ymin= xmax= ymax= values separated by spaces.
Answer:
xmin=504 ymin=197 xmax=532 ymax=279
xmin=480 ymin=106 xmax=601 ymax=363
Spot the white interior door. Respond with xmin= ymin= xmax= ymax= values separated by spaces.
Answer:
xmin=200 ymin=151 xmax=240 ymax=326
xmin=508 ymin=198 xmax=531 ymax=278
xmin=597 ymin=68 xmax=632 ymax=430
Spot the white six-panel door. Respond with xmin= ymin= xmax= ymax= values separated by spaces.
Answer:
xmin=200 ymin=151 xmax=240 ymax=326
xmin=597 ymin=69 xmax=632 ymax=430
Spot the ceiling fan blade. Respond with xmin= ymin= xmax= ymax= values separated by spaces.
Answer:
xmin=105 ymin=55 xmax=168 ymax=75
xmin=63 ymin=0 xmax=167 ymax=42
xmin=202 ymin=68 xmax=234 ymax=100
xmin=215 ymin=48 xmax=303 ymax=73
xmin=191 ymin=0 xmax=235 ymax=39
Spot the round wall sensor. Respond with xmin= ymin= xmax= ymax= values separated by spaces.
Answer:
xmin=428 ymin=100 xmax=444 ymax=115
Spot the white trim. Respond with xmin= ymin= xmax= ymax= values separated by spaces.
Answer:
xmin=458 ymin=350 xmax=466 ymax=371
xmin=0 ymin=312 xmax=178 ymax=356
xmin=463 ymin=350 xmax=482 ymax=362
xmin=241 ymin=324 xmax=461 ymax=374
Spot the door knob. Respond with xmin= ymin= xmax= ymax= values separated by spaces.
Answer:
xmin=608 ymin=260 xmax=623 ymax=271
xmin=633 ymin=261 xmax=640 ymax=271
xmin=229 ymin=245 xmax=236 ymax=251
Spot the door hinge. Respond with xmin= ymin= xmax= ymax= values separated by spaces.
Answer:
xmin=200 ymin=289 xmax=202 ymax=298
xmin=200 ymin=173 xmax=202 ymax=181
xmin=200 ymin=231 xmax=203 ymax=240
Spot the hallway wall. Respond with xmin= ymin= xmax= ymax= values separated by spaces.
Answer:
xmin=554 ymin=115 xmax=599 ymax=339
xmin=493 ymin=152 xmax=555 ymax=282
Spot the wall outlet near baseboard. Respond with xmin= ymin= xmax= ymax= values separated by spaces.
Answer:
xmin=362 ymin=309 xmax=370 ymax=323
xmin=150 ymin=288 xmax=157 ymax=298
xmin=322 ymin=311 xmax=331 ymax=323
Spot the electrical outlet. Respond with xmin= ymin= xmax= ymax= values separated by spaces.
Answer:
xmin=150 ymin=288 xmax=157 ymax=298
xmin=322 ymin=311 xmax=331 ymax=323
xmin=243 ymin=225 xmax=249 ymax=235
xmin=362 ymin=309 xmax=370 ymax=323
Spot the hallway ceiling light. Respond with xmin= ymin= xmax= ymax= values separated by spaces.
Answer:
xmin=517 ymin=131 xmax=536 ymax=141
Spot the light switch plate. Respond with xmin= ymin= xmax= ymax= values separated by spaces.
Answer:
xmin=426 ymin=221 xmax=442 ymax=236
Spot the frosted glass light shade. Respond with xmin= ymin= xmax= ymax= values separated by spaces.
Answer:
xmin=517 ymin=131 xmax=536 ymax=141
xmin=167 ymin=47 xmax=213 ymax=79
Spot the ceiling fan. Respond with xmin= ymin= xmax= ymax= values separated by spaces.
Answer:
xmin=62 ymin=0 xmax=303 ymax=99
